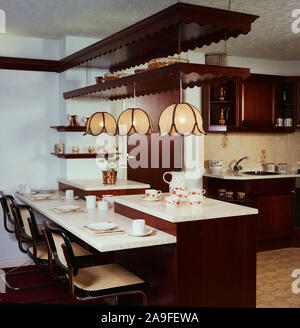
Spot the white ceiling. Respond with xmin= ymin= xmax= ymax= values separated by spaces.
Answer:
xmin=1 ymin=0 xmax=300 ymax=60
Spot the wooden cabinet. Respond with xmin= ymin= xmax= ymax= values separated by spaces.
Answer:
xmin=239 ymin=74 xmax=277 ymax=129
xmin=202 ymin=73 xmax=298 ymax=132
xmin=203 ymin=177 xmax=296 ymax=251
xmin=202 ymin=80 xmax=241 ymax=132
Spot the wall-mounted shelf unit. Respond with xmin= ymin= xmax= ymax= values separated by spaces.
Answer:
xmin=50 ymin=126 xmax=85 ymax=132
xmin=63 ymin=63 xmax=251 ymax=100
xmin=51 ymin=153 xmax=119 ymax=159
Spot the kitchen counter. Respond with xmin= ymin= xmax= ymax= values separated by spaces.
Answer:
xmin=203 ymin=170 xmax=300 ymax=180
xmin=15 ymin=192 xmax=175 ymax=253
xmin=113 ymin=193 xmax=258 ymax=223
xmin=57 ymin=178 xmax=150 ymax=191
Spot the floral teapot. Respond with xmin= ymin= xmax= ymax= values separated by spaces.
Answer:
xmin=163 ymin=171 xmax=187 ymax=195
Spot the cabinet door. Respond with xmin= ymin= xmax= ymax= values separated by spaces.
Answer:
xmin=256 ymin=194 xmax=294 ymax=242
xmin=240 ymin=75 xmax=276 ymax=128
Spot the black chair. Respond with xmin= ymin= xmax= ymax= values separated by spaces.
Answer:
xmin=0 ymin=194 xmax=17 ymax=233
xmin=43 ymin=221 xmax=149 ymax=305
xmin=1 ymin=203 xmax=65 ymax=295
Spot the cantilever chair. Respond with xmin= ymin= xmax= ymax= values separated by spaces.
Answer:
xmin=43 ymin=221 xmax=149 ymax=305
xmin=0 ymin=194 xmax=17 ymax=234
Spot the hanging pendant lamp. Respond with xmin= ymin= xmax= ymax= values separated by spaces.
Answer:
xmin=158 ymin=22 xmax=205 ymax=136
xmin=158 ymin=102 xmax=205 ymax=136
xmin=117 ymin=108 xmax=153 ymax=136
xmin=84 ymin=112 xmax=117 ymax=136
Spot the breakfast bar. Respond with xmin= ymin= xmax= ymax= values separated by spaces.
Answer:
xmin=16 ymin=191 xmax=258 ymax=307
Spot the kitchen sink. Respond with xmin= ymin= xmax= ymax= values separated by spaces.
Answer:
xmin=243 ymin=171 xmax=280 ymax=176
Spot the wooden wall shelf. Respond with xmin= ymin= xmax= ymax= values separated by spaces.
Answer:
xmin=51 ymin=153 xmax=119 ymax=159
xmin=63 ymin=63 xmax=251 ymax=100
xmin=50 ymin=126 xmax=85 ymax=132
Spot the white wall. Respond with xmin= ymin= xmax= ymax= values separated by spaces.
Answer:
xmin=0 ymin=36 xmax=60 ymax=265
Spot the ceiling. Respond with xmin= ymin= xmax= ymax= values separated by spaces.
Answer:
xmin=1 ymin=0 xmax=300 ymax=60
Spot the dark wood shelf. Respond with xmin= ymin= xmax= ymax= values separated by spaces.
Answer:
xmin=63 ymin=63 xmax=250 ymax=101
xmin=59 ymin=3 xmax=258 ymax=73
xmin=50 ymin=126 xmax=86 ymax=132
xmin=210 ymin=100 xmax=235 ymax=104
xmin=51 ymin=153 xmax=120 ymax=159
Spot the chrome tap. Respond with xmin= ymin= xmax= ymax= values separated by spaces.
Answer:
xmin=233 ymin=156 xmax=249 ymax=171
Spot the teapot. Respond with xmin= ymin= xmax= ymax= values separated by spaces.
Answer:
xmin=163 ymin=171 xmax=187 ymax=195
xmin=67 ymin=114 xmax=79 ymax=127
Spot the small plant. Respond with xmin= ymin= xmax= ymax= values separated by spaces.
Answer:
xmin=98 ymin=153 xmax=119 ymax=172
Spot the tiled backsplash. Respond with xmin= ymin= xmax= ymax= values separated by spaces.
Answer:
xmin=204 ymin=130 xmax=300 ymax=171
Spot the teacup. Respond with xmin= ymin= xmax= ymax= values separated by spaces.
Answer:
xmin=175 ymin=190 xmax=189 ymax=202
xmin=170 ymin=186 xmax=187 ymax=196
xmin=85 ymin=195 xmax=100 ymax=209
xmin=65 ymin=189 xmax=74 ymax=200
xmin=189 ymin=195 xmax=203 ymax=206
xmin=145 ymin=189 xmax=162 ymax=199
xmin=132 ymin=219 xmax=145 ymax=235
xmin=97 ymin=200 xmax=109 ymax=210
xmin=24 ymin=184 xmax=32 ymax=195
xmin=189 ymin=188 xmax=206 ymax=197
xmin=102 ymin=195 xmax=114 ymax=208
xmin=165 ymin=196 xmax=180 ymax=207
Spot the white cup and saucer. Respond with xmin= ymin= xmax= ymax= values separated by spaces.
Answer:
xmin=97 ymin=199 xmax=109 ymax=210
xmin=128 ymin=219 xmax=153 ymax=237
xmin=61 ymin=189 xmax=79 ymax=201
xmin=142 ymin=189 xmax=162 ymax=202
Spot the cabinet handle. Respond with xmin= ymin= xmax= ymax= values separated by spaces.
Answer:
xmin=291 ymin=190 xmax=295 ymax=194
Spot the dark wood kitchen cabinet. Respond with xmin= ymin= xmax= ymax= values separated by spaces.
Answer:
xmin=203 ymin=177 xmax=296 ymax=251
xmin=239 ymin=74 xmax=277 ymax=129
xmin=296 ymin=78 xmax=300 ymax=127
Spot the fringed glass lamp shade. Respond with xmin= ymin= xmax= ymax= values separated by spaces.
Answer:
xmin=84 ymin=112 xmax=117 ymax=136
xmin=117 ymin=108 xmax=153 ymax=135
xmin=158 ymin=102 xmax=205 ymax=136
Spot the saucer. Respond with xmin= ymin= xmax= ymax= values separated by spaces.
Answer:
xmin=142 ymin=196 xmax=161 ymax=202
xmin=128 ymin=227 xmax=153 ymax=237
xmin=61 ymin=196 xmax=79 ymax=201
xmin=20 ymin=191 xmax=36 ymax=196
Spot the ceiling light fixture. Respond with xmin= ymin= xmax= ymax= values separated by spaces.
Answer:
xmin=84 ymin=112 xmax=117 ymax=136
xmin=158 ymin=22 xmax=205 ymax=136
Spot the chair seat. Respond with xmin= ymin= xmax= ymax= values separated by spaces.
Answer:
xmin=73 ymin=263 xmax=146 ymax=295
xmin=28 ymin=244 xmax=49 ymax=260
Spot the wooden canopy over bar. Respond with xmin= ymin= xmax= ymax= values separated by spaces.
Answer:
xmin=59 ymin=3 xmax=259 ymax=72
xmin=63 ymin=63 xmax=251 ymax=100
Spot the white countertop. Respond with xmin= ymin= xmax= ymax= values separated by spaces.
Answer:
xmin=203 ymin=171 xmax=300 ymax=180
xmin=57 ymin=178 xmax=150 ymax=191
xmin=15 ymin=192 xmax=176 ymax=253
xmin=114 ymin=193 xmax=258 ymax=223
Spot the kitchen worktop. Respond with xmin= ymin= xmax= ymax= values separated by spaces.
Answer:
xmin=203 ymin=170 xmax=300 ymax=180
xmin=114 ymin=193 xmax=258 ymax=223
xmin=15 ymin=192 xmax=176 ymax=252
xmin=57 ymin=178 xmax=150 ymax=191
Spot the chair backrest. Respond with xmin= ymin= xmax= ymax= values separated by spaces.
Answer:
xmin=43 ymin=221 xmax=76 ymax=274
xmin=0 ymin=194 xmax=16 ymax=228
xmin=13 ymin=204 xmax=34 ymax=240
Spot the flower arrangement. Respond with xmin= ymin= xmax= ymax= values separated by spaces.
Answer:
xmin=98 ymin=153 xmax=119 ymax=184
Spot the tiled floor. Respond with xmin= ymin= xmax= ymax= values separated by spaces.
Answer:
xmin=257 ymin=247 xmax=300 ymax=308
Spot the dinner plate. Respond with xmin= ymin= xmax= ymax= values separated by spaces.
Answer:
xmin=86 ymin=222 xmax=117 ymax=231
xmin=55 ymin=205 xmax=81 ymax=212
xmin=33 ymin=188 xmax=56 ymax=194
xmin=32 ymin=193 xmax=52 ymax=200
xmin=61 ymin=196 xmax=79 ymax=201
xmin=141 ymin=196 xmax=161 ymax=202
xmin=128 ymin=227 xmax=153 ymax=237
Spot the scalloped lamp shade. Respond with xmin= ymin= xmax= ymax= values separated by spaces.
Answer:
xmin=84 ymin=112 xmax=117 ymax=136
xmin=117 ymin=108 xmax=153 ymax=135
xmin=158 ymin=102 xmax=205 ymax=136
